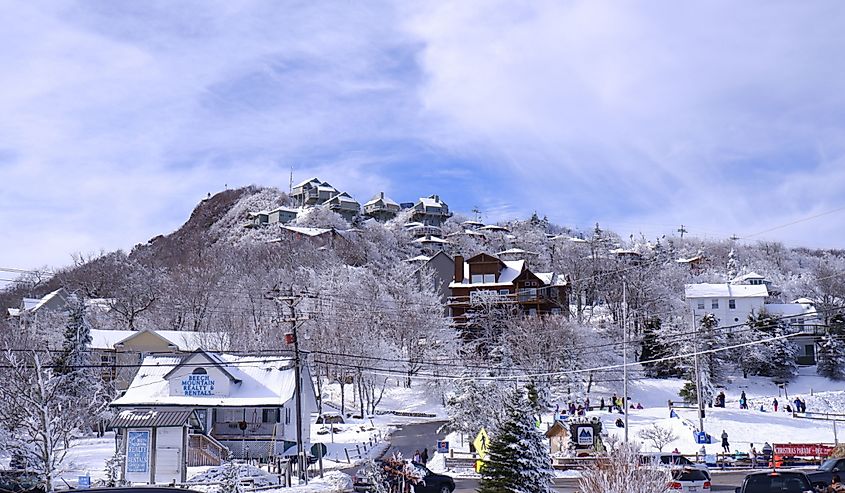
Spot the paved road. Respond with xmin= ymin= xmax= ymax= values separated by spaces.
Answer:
xmin=377 ymin=421 xmax=750 ymax=492
xmin=381 ymin=420 xmax=449 ymax=460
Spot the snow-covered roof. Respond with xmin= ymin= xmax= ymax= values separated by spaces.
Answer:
xmin=404 ymin=255 xmax=431 ymax=263
xmin=7 ymin=308 xmax=20 ymax=317
xmin=731 ymin=272 xmax=766 ymax=284
xmin=268 ymin=206 xmax=299 ymax=214
xmin=676 ymin=255 xmax=703 ymax=264
xmin=449 ymin=259 xmax=525 ymax=288
xmin=446 ymin=229 xmax=486 ymax=238
xmin=418 ymin=196 xmax=445 ymax=208
xmin=21 ymin=298 xmax=40 ymax=310
xmin=413 ymin=236 xmax=449 ymax=244
xmin=569 ymin=237 xmax=588 ymax=243
xmin=609 ymin=248 xmax=641 ymax=256
xmin=281 ymin=226 xmax=332 ymax=237
xmin=89 ymin=329 xmax=227 ymax=351
xmin=31 ymin=288 xmax=67 ymax=313
xmin=496 ymin=248 xmax=538 ymax=256
xmin=535 ymin=272 xmax=554 ymax=285
xmin=480 ymin=225 xmax=509 ymax=232
xmin=293 ymin=177 xmax=320 ymax=188
xmin=403 ymin=222 xmax=425 ymax=228
xmin=111 ymin=353 xmax=298 ymax=407
xmin=792 ymin=297 xmax=815 ymax=305
xmin=364 ymin=192 xmax=399 ymax=207
xmin=684 ymin=283 xmax=769 ymax=299
xmin=461 ymin=220 xmax=485 ymax=227
xmin=765 ymin=303 xmax=820 ymax=319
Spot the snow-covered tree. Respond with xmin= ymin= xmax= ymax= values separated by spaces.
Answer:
xmin=639 ymin=317 xmax=677 ymax=378
xmin=218 ymin=460 xmax=245 ymax=493
xmin=818 ymin=315 xmax=845 ymax=380
xmin=53 ymin=297 xmax=91 ymax=376
xmin=579 ymin=443 xmax=671 ymax=493
xmin=0 ymin=349 xmax=88 ymax=493
xmin=478 ymin=389 xmax=553 ymax=493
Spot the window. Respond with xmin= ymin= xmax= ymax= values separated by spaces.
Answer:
xmin=262 ymin=409 xmax=280 ymax=423
xmin=285 ymin=408 xmax=291 ymax=425
xmin=518 ymin=288 xmax=537 ymax=302
xmin=551 ymin=308 xmax=561 ymax=315
xmin=697 ymin=301 xmax=705 ymax=310
xmin=192 ymin=367 xmax=208 ymax=375
xmin=470 ymin=273 xmax=495 ymax=284
xmin=711 ymin=299 xmax=719 ymax=309
xmin=498 ymin=289 xmax=510 ymax=296
xmin=729 ymin=299 xmax=736 ymax=310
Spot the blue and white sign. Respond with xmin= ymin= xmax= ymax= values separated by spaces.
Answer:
xmin=436 ymin=440 xmax=449 ymax=454
xmin=78 ymin=476 xmax=90 ymax=488
xmin=181 ymin=374 xmax=216 ymax=396
xmin=577 ymin=426 xmax=594 ymax=446
xmin=126 ymin=430 xmax=150 ymax=473
xmin=695 ymin=432 xmax=709 ymax=444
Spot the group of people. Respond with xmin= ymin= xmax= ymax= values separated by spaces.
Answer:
xmin=555 ymin=394 xmax=645 ymax=418
xmin=715 ymin=390 xmax=807 ymax=414
xmin=412 ymin=448 xmax=429 ymax=465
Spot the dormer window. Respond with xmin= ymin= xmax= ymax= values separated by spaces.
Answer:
xmin=192 ymin=367 xmax=208 ymax=375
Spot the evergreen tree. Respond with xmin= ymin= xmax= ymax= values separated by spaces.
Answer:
xmin=767 ymin=319 xmax=798 ymax=381
xmin=53 ymin=297 xmax=92 ymax=377
xmin=727 ymin=248 xmax=738 ymax=279
xmin=639 ymin=317 xmax=676 ymax=377
xmin=479 ymin=389 xmax=553 ymax=493
xmin=817 ymin=332 xmax=845 ymax=380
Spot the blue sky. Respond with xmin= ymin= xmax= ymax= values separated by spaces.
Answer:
xmin=2 ymin=1 xmax=845 ymax=271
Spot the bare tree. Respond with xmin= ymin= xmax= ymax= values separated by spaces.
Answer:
xmin=579 ymin=443 xmax=672 ymax=493
xmin=638 ymin=424 xmax=679 ymax=452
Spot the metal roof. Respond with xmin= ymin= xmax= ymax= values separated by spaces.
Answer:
xmin=110 ymin=409 xmax=197 ymax=428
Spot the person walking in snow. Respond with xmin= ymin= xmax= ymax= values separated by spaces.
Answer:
xmin=749 ymin=444 xmax=758 ymax=468
xmin=600 ymin=397 xmax=605 ymax=410
xmin=740 ymin=391 xmax=748 ymax=409
xmin=773 ymin=398 xmax=779 ymax=412
xmin=793 ymin=398 xmax=801 ymax=413
xmin=421 ymin=448 xmax=429 ymax=465
xmin=721 ymin=430 xmax=730 ymax=454
xmin=800 ymin=398 xmax=807 ymax=413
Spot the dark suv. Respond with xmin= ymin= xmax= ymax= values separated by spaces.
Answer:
xmin=734 ymin=471 xmax=820 ymax=493
xmin=354 ymin=462 xmax=455 ymax=493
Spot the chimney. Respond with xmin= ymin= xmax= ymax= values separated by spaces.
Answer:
xmin=380 ymin=191 xmax=385 ymax=199
xmin=454 ymin=255 xmax=464 ymax=283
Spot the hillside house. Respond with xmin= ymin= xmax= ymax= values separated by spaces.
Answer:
xmin=7 ymin=288 xmax=112 ymax=330
xmin=290 ymin=178 xmax=339 ymax=207
xmin=412 ymin=235 xmax=450 ymax=253
xmin=247 ymin=206 xmax=298 ymax=227
xmin=412 ymin=195 xmax=451 ymax=227
xmin=111 ymin=350 xmax=318 ymax=466
xmin=408 ymin=251 xmax=455 ymax=307
xmin=363 ymin=192 xmax=401 ymax=221
xmin=275 ymin=226 xmax=348 ymax=249
xmin=685 ymin=283 xmax=769 ymax=326
xmin=404 ymin=222 xmax=443 ymax=238
xmin=89 ymin=329 xmax=228 ymax=390
xmin=448 ymin=253 xmax=569 ymax=327
xmin=323 ymin=191 xmax=361 ymax=221
xmin=685 ymin=282 xmax=822 ymax=365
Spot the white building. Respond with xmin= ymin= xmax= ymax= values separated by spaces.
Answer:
xmin=111 ymin=349 xmax=317 ymax=482
xmin=684 ymin=283 xmax=769 ymax=326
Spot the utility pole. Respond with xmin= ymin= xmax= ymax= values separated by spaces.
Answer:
xmin=623 ymin=279 xmax=629 ymax=442
xmin=691 ymin=307 xmax=705 ymax=435
xmin=270 ymin=287 xmax=309 ymax=485
xmin=678 ymin=224 xmax=688 ymax=238
xmin=289 ymin=167 xmax=294 ymax=195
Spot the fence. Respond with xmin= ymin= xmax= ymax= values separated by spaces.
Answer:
xmin=341 ymin=430 xmax=386 ymax=464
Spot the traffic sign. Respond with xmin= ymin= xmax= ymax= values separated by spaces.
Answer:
xmin=310 ymin=443 xmax=328 ymax=457
xmin=695 ymin=432 xmax=708 ymax=444
xmin=473 ymin=428 xmax=489 ymax=459
xmin=78 ymin=476 xmax=91 ymax=488
xmin=436 ymin=440 xmax=449 ymax=454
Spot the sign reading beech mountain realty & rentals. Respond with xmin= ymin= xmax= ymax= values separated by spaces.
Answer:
xmin=181 ymin=374 xmax=216 ymax=396
xmin=126 ymin=430 xmax=150 ymax=473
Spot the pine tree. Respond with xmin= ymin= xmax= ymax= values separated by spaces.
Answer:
xmin=817 ymin=333 xmax=845 ymax=380
xmin=53 ymin=297 xmax=92 ymax=376
xmin=639 ymin=317 xmax=676 ymax=377
xmin=727 ymin=248 xmax=738 ymax=279
xmin=478 ymin=389 xmax=553 ymax=493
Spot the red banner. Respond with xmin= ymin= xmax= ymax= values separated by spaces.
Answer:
xmin=773 ymin=443 xmax=835 ymax=457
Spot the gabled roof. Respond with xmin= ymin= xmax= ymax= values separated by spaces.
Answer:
xmin=162 ymin=349 xmax=242 ymax=383
xmin=88 ymin=329 xmax=227 ymax=352
xmin=111 ymin=352 xmax=305 ymax=408
xmin=684 ymin=283 xmax=769 ymax=299
xmin=418 ymin=195 xmax=446 ymax=209
xmin=293 ymin=177 xmax=321 ymax=189
xmin=731 ymin=272 xmax=766 ymax=284
xmin=268 ymin=206 xmax=299 ymax=214
xmin=364 ymin=192 xmax=399 ymax=207
xmin=281 ymin=225 xmax=332 ymax=237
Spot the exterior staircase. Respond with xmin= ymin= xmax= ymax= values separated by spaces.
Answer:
xmin=188 ymin=433 xmax=228 ymax=466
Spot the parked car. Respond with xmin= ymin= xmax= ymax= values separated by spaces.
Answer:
xmin=734 ymin=470 xmax=821 ymax=493
xmin=668 ymin=467 xmax=711 ymax=492
xmin=640 ymin=453 xmax=711 ymax=480
xmin=353 ymin=461 xmax=454 ymax=493
xmin=805 ymin=457 xmax=845 ymax=487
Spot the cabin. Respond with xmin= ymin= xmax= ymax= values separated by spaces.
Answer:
xmin=363 ymin=192 xmax=401 ymax=221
